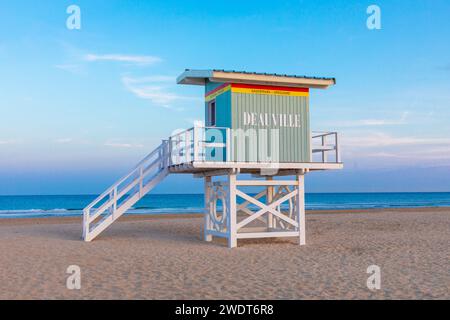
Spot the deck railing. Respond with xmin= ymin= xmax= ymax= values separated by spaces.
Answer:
xmin=168 ymin=126 xmax=340 ymax=166
xmin=168 ymin=126 xmax=230 ymax=165
xmin=311 ymin=131 xmax=340 ymax=163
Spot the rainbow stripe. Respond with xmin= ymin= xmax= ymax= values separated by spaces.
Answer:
xmin=205 ymin=83 xmax=309 ymax=101
xmin=205 ymin=83 xmax=231 ymax=102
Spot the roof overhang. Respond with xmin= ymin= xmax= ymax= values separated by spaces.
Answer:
xmin=177 ymin=69 xmax=336 ymax=89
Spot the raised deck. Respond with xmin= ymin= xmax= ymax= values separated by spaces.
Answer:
xmin=82 ymin=126 xmax=342 ymax=243
xmin=167 ymin=126 xmax=342 ymax=175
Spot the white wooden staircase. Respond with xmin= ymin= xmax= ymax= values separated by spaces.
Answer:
xmin=82 ymin=140 xmax=170 ymax=241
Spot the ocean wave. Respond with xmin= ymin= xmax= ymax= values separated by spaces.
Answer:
xmin=1 ymin=193 xmax=450 ymax=219
xmin=0 ymin=210 xmax=82 ymax=219
xmin=0 ymin=207 xmax=204 ymax=219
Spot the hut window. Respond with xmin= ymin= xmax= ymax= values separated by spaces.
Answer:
xmin=208 ymin=100 xmax=216 ymax=126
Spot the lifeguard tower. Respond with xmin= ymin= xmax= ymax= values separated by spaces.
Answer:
xmin=82 ymin=69 xmax=343 ymax=248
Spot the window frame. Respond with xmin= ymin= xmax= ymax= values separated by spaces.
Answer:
xmin=207 ymin=100 xmax=217 ymax=127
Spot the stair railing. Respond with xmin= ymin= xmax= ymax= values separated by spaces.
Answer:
xmin=83 ymin=140 xmax=169 ymax=241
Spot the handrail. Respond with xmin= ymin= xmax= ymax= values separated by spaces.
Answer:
xmin=311 ymin=131 xmax=340 ymax=163
xmin=84 ymin=143 xmax=166 ymax=211
xmin=168 ymin=126 xmax=230 ymax=165
xmin=83 ymin=141 xmax=170 ymax=241
xmin=311 ymin=131 xmax=336 ymax=138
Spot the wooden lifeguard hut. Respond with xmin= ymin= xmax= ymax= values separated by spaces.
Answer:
xmin=82 ymin=69 xmax=343 ymax=248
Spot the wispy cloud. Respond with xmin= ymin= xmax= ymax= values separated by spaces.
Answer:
xmin=54 ymin=138 xmax=73 ymax=144
xmin=343 ymin=132 xmax=450 ymax=148
xmin=337 ymin=112 xmax=409 ymax=127
xmin=104 ymin=141 xmax=144 ymax=148
xmin=54 ymin=64 xmax=83 ymax=74
xmin=0 ymin=139 xmax=17 ymax=145
xmin=123 ymin=75 xmax=176 ymax=83
xmin=364 ymin=148 xmax=450 ymax=160
xmin=84 ymin=54 xmax=162 ymax=66
xmin=185 ymin=118 xmax=204 ymax=126
xmin=0 ymin=140 xmax=14 ymax=145
xmin=339 ymin=130 xmax=450 ymax=169
xmin=122 ymin=75 xmax=200 ymax=108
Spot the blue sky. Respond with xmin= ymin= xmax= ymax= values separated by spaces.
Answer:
xmin=0 ymin=0 xmax=450 ymax=194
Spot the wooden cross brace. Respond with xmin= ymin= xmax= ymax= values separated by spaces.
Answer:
xmin=235 ymin=188 xmax=299 ymax=230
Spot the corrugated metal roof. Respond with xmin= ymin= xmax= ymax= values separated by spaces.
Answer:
xmin=208 ymin=69 xmax=335 ymax=82
xmin=177 ymin=69 xmax=336 ymax=89
xmin=181 ymin=69 xmax=335 ymax=82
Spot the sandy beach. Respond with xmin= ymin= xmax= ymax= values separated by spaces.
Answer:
xmin=0 ymin=208 xmax=449 ymax=300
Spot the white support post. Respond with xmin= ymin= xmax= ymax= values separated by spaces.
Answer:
xmin=193 ymin=125 xmax=199 ymax=162
xmin=266 ymin=176 xmax=274 ymax=230
xmin=82 ymin=209 xmax=89 ymax=240
xmin=322 ymin=135 xmax=327 ymax=163
xmin=159 ymin=143 xmax=163 ymax=169
xmin=204 ymin=176 xmax=212 ymax=242
xmin=296 ymin=174 xmax=306 ymax=245
xmin=112 ymin=186 xmax=118 ymax=220
xmin=335 ymin=132 xmax=341 ymax=163
xmin=227 ymin=172 xmax=237 ymax=248
xmin=226 ymin=128 xmax=231 ymax=162
xmin=139 ymin=166 xmax=143 ymax=197
xmin=185 ymin=130 xmax=191 ymax=163
xmin=108 ymin=190 xmax=114 ymax=215
xmin=176 ymin=135 xmax=181 ymax=165
xmin=201 ymin=127 xmax=205 ymax=162
xmin=163 ymin=140 xmax=169 ymax=168
xmin=168 ymin=137 xmax=173 ymax=166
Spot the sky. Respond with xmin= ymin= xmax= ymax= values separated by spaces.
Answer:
xmin=0 ymin=0 xmax=450 ymax=194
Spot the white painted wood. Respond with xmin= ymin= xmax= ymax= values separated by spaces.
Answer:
xmin=266 ymin=177 xmax=274 ymax=229
xmin=82 ymin=208 xmax=89 ymax=240
xmin=297 ymin=174 xmax=306 ymax=245
xmin=321 ymin=135 xmax=327 ymax=163
xmin=191 ymin=161 xmax=343 ymax=170
xmin=237 ymin=190 xmax=267 ymax=224
xmin=335 ymin=132 xmax=341 ymax=163
xmin=204 ymin=176 xmax=212 ymax=242
xmin=237 ymin=231 xmax=299 ymax=239
xmin=194 ymin=169 xmax=237 ymax=178
xmin=200 ymin=142 xmax=227 ymax=148
xmin=236 ymin=180 xmax=297 ymax=186
xmin=235 ymin=189 xmax=298 ymax=230
xmin=205 ymin=230 xmax=228 ymax=238
xmin=227 ymin=173 xmax=237 ymax=248
xmin=226 ymin=128 xmax=231 ymax=162
xmin=83 ymin=142 xmax=169 ymax=242
xmin=193 ymin=125 xmax=199 ymax=162
xmin=185 ymin=130 xmax=191 ymax=162
xmin=176 ymin=135 xmax=181 ymax=164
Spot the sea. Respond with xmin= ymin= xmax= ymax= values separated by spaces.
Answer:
xmin=0 ymin=193 xmax=450 ymax=218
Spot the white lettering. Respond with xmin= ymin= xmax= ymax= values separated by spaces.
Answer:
xmin=251 ymin=113 xmax=257 ymax=126
xmin=243 ymin=112 xmax=251 ymax=126
xmin=242 ymin=112 xmax=302 ymax=128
